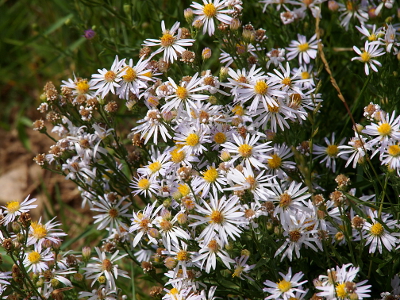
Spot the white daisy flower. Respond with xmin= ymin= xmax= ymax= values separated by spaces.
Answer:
xmin=192 ymin=163 xmax=227 ymax=197
xmin=351 ymin=41 xmax=385 ymax=75
xmin=362 ymin=209 xmax=399 ymax=254
xmin=266 ymin=48 xmax=286 ymax=69
xmin=190 ymin=192 xmax=245 ymax=245
xmin=23 ymin=244 xmax=53 ymax=274
xmin=263 ymin=267 xmax=307 ymax=300
xmin=1 ymin=195 xmax=37 ymax=226
xmin=175 ymin=122 xmax=211 ymax=155
xmin=82 ymin=247 xmax=129 ymax=290
xmin=91 ymin=195 xmax=131 ymax=234
xmin=91 ymin=55 xmax=126 ymax=99
xmin=338 ymin=135 xmax=370 ymax=168
xmin=338 ymin=0 xmax=368 ymax=30
xmin=222 ymin=133 xmax=272 ymax=170
xmin=313 ymin=132 xmax=347 ymax=173
xmin=79 ymin=285 xmax=118 ymax=300
xmin=130 ymin=201 xmax=161 ymax=247
xmin=381 ymin=143 xmax=400 ymax=172
xmin=27 ymin=217 xmax=67 ymax=247
xmin=61 ymin=75 xmax=95 ymax=104
xmin=286 ymin=34 xmax=319 ymax=65
xmin=131 ymin=175 xmax=159 ymax=198
xmin=192 ymin=238 xmax=234 ymax=273
xmin=232 ymin=255 xmax=256 ymax=280
xmin=162 ymin=73 xmax=209 ymax=115
xmin=116 ymin=56 xmax=153 ymax=99
xmin=132 ymin=109 xmax=172 ymax=144
xmin=143 ymin=20 xmax=195 ymax=64
xmin=190 ymin=0 xmax=233 ymax=36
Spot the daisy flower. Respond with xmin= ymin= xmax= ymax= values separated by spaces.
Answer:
xmin=116 ymin=56 xmax=153 ymax=99
xmin=190 ymin=0 xmax=233 ymax=36
xmin=381 ymin=143 xmax=400 ymax=172
xmin=338 ymin=0 xmax=368 ymax=30
xmin=222 ymin=133 xmax=272 ymax=170
xmin=175 ymin=122 xmax=211 ymax=155
xmin=91 ymin=55 xmax=126 ymax=99
xmin=263 ymin=267 xmax=307 ymax=300
xmin=362 ymin=111 xmax=400 ymax=156
xmin=154 ymin=209 xmax=191 ymax=251
xmin=265 ymin=143 xmax=296 ymax=179
xmin=61 ymin=75 xmax=95 ymax=105
xmin=190 ymin=192 xmax=245 ymax=245
xmin=269 ymin=180 xmax=311 ymax=219
xmin=356 ymin=24 xmax=382 ymax=42
xmin=317 ymin=264 xmax=371 ymax=300
xmin=27 ymin=217 xmax=67 ymax=246
xmin=362 ymin=209 xmax=399 ymax=253
xmin=131 ymin=175 xmax=159 ymax=197
xmin=23 ymin=244 xmax=53 ymax=274
xmin=192 ymin=238 xmax=234 ymax=273
xmin=91 ymin=195 xmax=131 ymax=233
xmin=266 ymin=48 xmax=286 ymax=69
xmin=192 ymin=163 xmax=227 ymax=197
xmin=1 ymin=195 xmax=37 ymax=225
xmin=132 ymin=109 xmax=172 ymax=144
xmin=232 ymin=255 xmax=256 ymax=280
xmin=286 ymin=34 xmax=319 ymax=65
xmin=313 ymin=132 xmax=347 ymax=173
xmin=274 ymin=212 xmax=321 ymax=261
xmin=351 ymin=41 xmax=385 ymax=75
xmin=338 ymin=135 xmax=370 ymax=168
xmin=143 ymin=20 xmax=195 ymax=63
xmin=83 ymin=247 xmax=129 ymax=290
xmin=130 ymin=201 xmax=161 ymax=247
xmin=162 ymin=73 xmax=209 ymax=115
xmin=79 ymin=285 xmax=118 ymax=300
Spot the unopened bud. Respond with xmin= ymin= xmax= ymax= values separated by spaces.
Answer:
xmin=328 ymin=0 xmax=339 ymax=11
xmin=184 ymin=8 xmax=194 ymax=23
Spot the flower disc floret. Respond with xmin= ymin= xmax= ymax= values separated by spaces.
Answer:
xmin=76 ymin=80 xmax=90 ymax=94
xmin=254 ymin=80 xmax=269 ymax=95
xmin=122 ymin=67 xmax=137 ymax=82
xmin=138 ymin=178 xmax=151 ymax=190
xmin=370 ymin=223 xmax=384 ymax=236
xmin=268 ymin=154 xmax=282 ymax=169
xmin=104 ymin=70 xmax=117 ymax=82
xmin=377 ymin=123 xmax=391 ymax=136
xmin=28 ymin=251 xmax=41 ymax=264
xmin=203 ymin=167 xmax=218 ymax=183
xmin=277 ymin=280 xmax=292 ymax=292
xmin=388 ymin=145 xmax=400 ymax=157
xmin=214 ymin=132 xmax=227 ymax=144
xmin=6 ymin=201 xmax=20 ymax=214
xmin=297 ymin=43 xmax=309 ymax=52
xmin=203 ymin=3 xmax=217 ymax=17
xmin=32 ymin=222 xmax=47 ymax=239
xmin=238 ymin=144 xmax=253 ymax=158
xmin=209 ymin=210 xmax=224 ymax=224
xmin=186 ymin=133 xmax=200 ymax=146
xmin=160 ymin=33 xmax=175 ymax=47
xmin=326 ymin=145 xmax=339 ymax=157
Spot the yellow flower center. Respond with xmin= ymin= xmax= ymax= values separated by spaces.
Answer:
xmin=298 ymin=43 xmax=309 ymax=52
xmin=268 ymin=154 xmax=282 ymax=169
xmin=31 ymin=222 xmax=48 ymax=239
xmin=148 ymin=161 xmax=162 ymax=173
xmin=6 ymin=201 xmax=20 ymax=213
xmin=203 ymin=3 xmax=217 ymax=17
xmin=232 ymin=105 xmax=244 ymax=116
xmin=336 ymin=283 xmax=347 ymax=299
xmin=160 ymin=33 xmax=175 ymax=47
xmin=360 ymin=51 xmax=370 ymax=62
xmin=277 ymin=279 xmax=292 ymax=292
xmin=377 ymin=123 xmax=391 ymax=136
xmin=301 ymin=71 xmax=310 ymax=79
xmin=169 ymin=288 xmax=179 ymax=295
xmin=108 ymin=208 xmax=119 ymax=218
xmin=104 ymin=70 xmax=116 ymax=82
xmin=208 ymin=239 xmax=219 ymax=252
xmin=388 ymin=145 xmax=400 ymax=157
xmin=143 ymin=71 xmax=153 ymax=78
xmin=209 ymin=210 xmax=224 ymax=224
xmin=176 ymin=86 xmax=188 ymax=100
xmin=232 ymin=266 xmax=244 ymax=278
xmin=186 ymin=133 xmax=200 ymax=146
xmin=281 ymin=77 xmax=292 ymax=86
xmin=170 ymin=148 xmax=186 ymax=163
xmin=254 ymin=80 xmax=269 ymax=95
xmin=370 ymin=222 xmax=384 ymax=236
xmin=368 ymin=34 xmax=377 ymax=41
xmin=122 ymin=67 xmax=137 ymax=82
xmin=176 ymin=250 xmax=189 ymax=261
xmin=178 ymin=184 xmax=190 ymax=197
xmin=238 ymin=144 xmax=253 ymax=158
xmin=326 ymin=145 xmax=339 ymax=157
xmin=245 ymin=176 xmax=257 ymax=190
xmin=279 ymin=193 xmax=292 ymax=208
xmin=346 ymin=1 xmax=354 ymax=11
xmin=76 ymin=80 xmax=89 ymax=94
xmin=28 ymin=251 xmax=41 ymax=264
xmin=138 ymin=178 xmax=151 ymax=190
xmin=203 ymin=167 xmax=219 ymax=183
xmin=214 ymin=132 xmax=227 ymax=144
xmin=102 ymin=259 xmax=112 ymax=272
xmin=289 ymin=230 xmax=302 ymax=242
xmin=268 ymin=104 xmax=280 ymax=113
